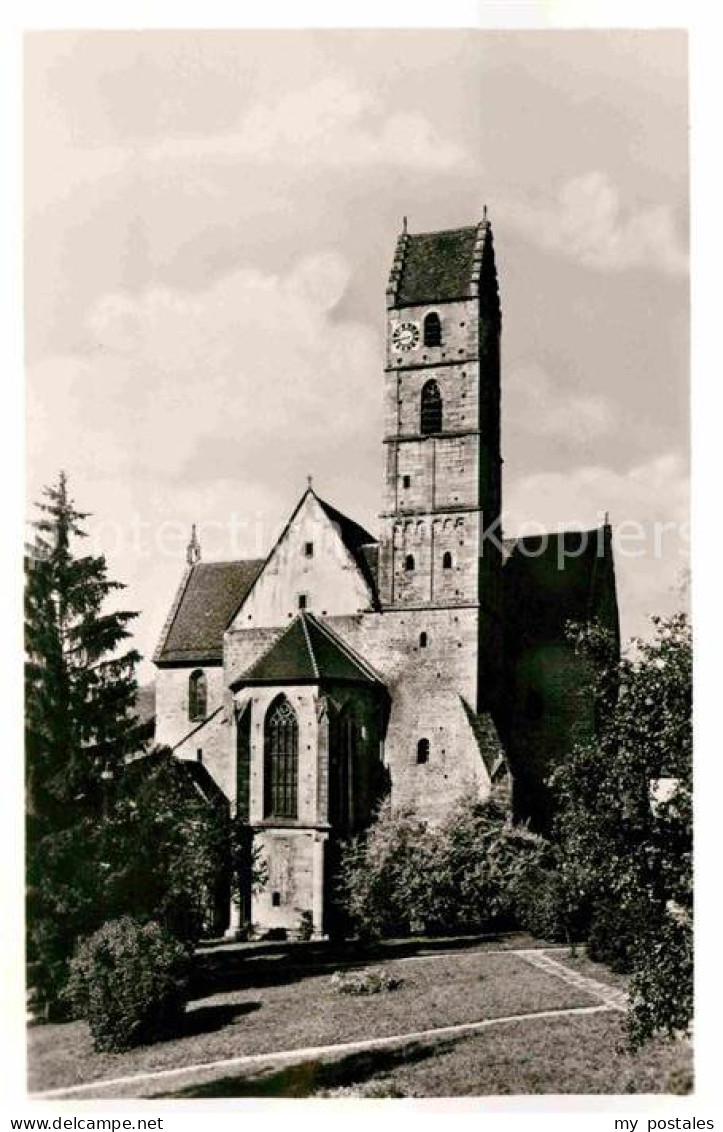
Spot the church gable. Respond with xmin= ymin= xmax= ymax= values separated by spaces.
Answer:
xmin=228 ymin=489 xmax=378 ymax=631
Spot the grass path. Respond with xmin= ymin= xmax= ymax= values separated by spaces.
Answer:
xmin=33 ymin=1003 xmax=614 ymax=1100
xmin=516 ymin=949 xmax=628 ymax=1010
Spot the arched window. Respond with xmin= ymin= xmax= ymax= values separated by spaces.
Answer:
xmin=404 ymin=553 xmax=415 ymax=572
xmin=420 ymin=380 xmax=442 ymax=435
xmin=264 ymin=695 xmax=299 ymax=819
xmin=416 ymin=738 xmax=430 ymax=764
xmin=330 ymin=706 xmax=356 ymax=834
xmin=419 ymin=631 xmax=428 ymax=648
xmin=442 ymin=551 xmax=453 ymax=570
xmin=423 ymin=312 xmax=442 ymax=347
xmin=188 ymin=670 xmax=207 ymax=721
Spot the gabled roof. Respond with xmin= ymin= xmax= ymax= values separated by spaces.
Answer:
xmin=154 ymin=559 xmax=264 ymax=665
xmin=228 ymin=487 xmax=380 ymax=622
xmin=231 ymin=612 xmax=385 ymax=690
xmin=502 ymin=525 xmax=619 ymax=652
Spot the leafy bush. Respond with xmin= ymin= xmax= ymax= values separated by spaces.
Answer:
xmin=628 ymin=912 xmax=693 ymax=1049
xmin=297 ymin=910 xmax=315 ymax=941
xmin=330 ymin=967 xmax=403 ymax=995
xmin=551 ymin=613 xmax=692 ymax=1046
xmin=510 ymin=863 xmax=577 ymax=943
xmin=335 ymin=792 xmax=552 ymax=940
xmin=586 ymin=897 xmax=641 ymax=972
xmin=64 ymin=917 xmax=191 ymax=1051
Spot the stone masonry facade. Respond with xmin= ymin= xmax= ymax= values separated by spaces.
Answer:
xmin=152 ymin=216 xmax=619 ymax=939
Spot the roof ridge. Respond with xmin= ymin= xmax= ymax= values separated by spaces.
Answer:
xmin=407 ymin=223 xmax=481 ymax=238
xmin=194 ymin=557 xmax=265 ymax=569
xmin=300 ymin=612 xmax=320 ymax=680
xmin=235 ymin=618 xmax=295 ymax=682
xmin=304 ymin=612 xmax=385 ymax=684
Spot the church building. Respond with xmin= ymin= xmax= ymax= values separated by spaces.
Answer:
xmin=153 ymin=215 xmax=619 ymax=938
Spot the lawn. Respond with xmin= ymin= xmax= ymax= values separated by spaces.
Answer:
xmin=316 ymin=1013 xmax=692 ymax=1098
xmin=27 ymin=942 xmax=692 ymax=1099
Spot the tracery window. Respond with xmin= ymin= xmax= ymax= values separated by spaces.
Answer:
xmin=264 ymin=695 xmax=299 ymax=819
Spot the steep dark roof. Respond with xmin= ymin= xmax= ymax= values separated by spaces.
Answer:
xmin=503 ymin=526 xmax=618 ymax=652
xmin=154 ymin=559 xmax=264 ymax=665
xmin=231 ymin=612 xmax=385 ymax=689
xmin=396 ymin=226 xmax=479 ymax=305
xmin=461 ymin=699 xmax=508 ymax=782
xmin=315 ymin=493 xmax=379 ymax=605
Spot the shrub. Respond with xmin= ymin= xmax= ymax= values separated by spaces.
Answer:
xmin=511 ymin=863 xmax=575 ymax=942
xmin=551 ymin=613 xmax=692 ymax=1046
xmin=335 ymin=792 xmax=551 ymax=941
xmin=64 ymin=917 xmax=191 ymax=1051
xmin=334 ymin=800 xmax=437 ymax=940
xmin=628 ymin=910 xmax=693 ymax=1049
xmin=297 ymin=909 xmax=314 ymax=941
xmin=330 ymin=967 xmax=403 ymax=995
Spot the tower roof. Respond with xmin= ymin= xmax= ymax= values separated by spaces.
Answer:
xmin=387 ymin=218 xmax=499 ymax=315
xmin=397 ymin=226 xmax=480 ymax=305
xmin=230 ymin=612 xmax=385 ymax=689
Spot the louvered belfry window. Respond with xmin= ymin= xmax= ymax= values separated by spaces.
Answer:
xmin=264 ymin=695 xmax=299 ymax=819
xmin=423 ymin=311 xmax=442 ymax=347
xmin=420 ymin=379 xmax=443 ymax=435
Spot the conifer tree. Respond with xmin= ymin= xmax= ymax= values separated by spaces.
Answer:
xmin=25 ymin=471 xmax=141 ymax=832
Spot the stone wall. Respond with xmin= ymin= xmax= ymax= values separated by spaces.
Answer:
xmin=324 ymin=610 xmax=491 ymax=822
xmin=154 ymin=664 xmax=235 ymax=796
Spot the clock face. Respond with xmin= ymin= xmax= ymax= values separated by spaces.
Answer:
xmin=392 ymin=321 xmax=420 ymax=352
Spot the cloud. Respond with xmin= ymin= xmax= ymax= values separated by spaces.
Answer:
xmin=27 ymin=75 xmax=467 ymax=215
xmin=27 ymin=249 xmax=380 ymax=488
xmin=506 ymin=172 xmax=688 ymax=275
xmin=506 ymin=362 xmax=614 ymax=444
xmin=26 ymin=249 xmax=385 ymax=677
xmin=504 ymin=453 xmax=690 ymax=642
xmin=148 ymin=78 xmax=468 ymax=172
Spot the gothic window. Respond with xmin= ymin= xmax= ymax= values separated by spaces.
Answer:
xmin=423 ymin=312 xmax=442 ymax=347
xmin=264 ymin=695 xmax=299 ymax=819
xmin=416 ymin=738 xmax=430 ymax=764
xmin=420 ymin=380 xmax=442 ymax=435
xmin=404 ymin=553 xmax=415 ymax=572
xmin=304 ymin=541 xmax=314 ymax=558
xmin=442 ymin=551 xmax=453 ymax=570
xmin=330 ymin=706 xmax=357 ymax=834
xmin=188 ymin=670 xmax=207 ymax=721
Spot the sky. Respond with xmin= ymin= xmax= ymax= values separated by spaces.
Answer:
xmin=24 ymin=29 xmax=689 ymax=680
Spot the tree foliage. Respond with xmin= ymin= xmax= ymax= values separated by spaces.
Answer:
xmin=64 ymin=917 xmax=190 ymax=1051
xmin=25 ymin=471 xmax=141 ymax=832
xmin=335 ymin=792 xmax=557 ymax=940
xmin=551 ymin=613 xmax=692 ymax=1046
xmin=27 ymin=749 xmax=241 ymax=1011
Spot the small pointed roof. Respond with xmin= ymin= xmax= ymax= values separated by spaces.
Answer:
xmin=230 ymin=612 xmax=385 ymax=690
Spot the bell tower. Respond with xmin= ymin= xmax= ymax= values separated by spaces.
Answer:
xmin=378 ymin=214 xmax=502 ymax=710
